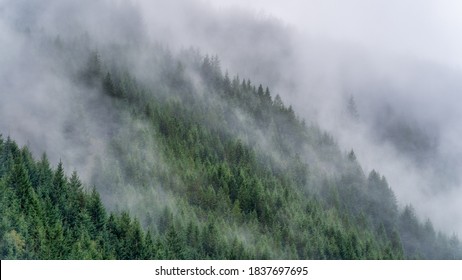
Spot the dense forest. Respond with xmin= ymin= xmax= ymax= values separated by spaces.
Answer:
xmin=1 ymin=29 xmax=461 ymax=260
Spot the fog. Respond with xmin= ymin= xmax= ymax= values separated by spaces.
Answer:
xmin=136 ymin=0 xmax=462 ymax=234
xmin=209 ymin=0 xmax=462 ymax=235
xmin=1 ymin=0 xmax=462 ymax=235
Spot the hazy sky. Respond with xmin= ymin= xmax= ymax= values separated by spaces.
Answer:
xmin=212 ymin=0 xmax=462 ymax=69
xmin=197 ymin=0 xmax=462 ymax=235
xmin=2 ymin=0 xmax=462 ymax=234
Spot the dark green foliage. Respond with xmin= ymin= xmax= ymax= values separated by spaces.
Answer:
xmin=87 ymin=45 xmax=462 ymax=259
xmin=0 ymin=136 xmax=159 ymax=259
xmin=2 ymin=39 xmax=461 ymax=260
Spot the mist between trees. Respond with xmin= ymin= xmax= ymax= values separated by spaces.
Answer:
xmin=1 ymin=0 xmax=461 ymax=259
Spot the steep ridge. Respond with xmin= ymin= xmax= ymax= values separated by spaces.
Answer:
xmin=1 ymin=36 xmax=461 ymax=259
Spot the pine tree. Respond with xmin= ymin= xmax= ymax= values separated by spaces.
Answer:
xmin=347 ymin=95 xmax=359 ymax=120
xmin=87 ymin=188 xmax=107 ymax=238
xmin=165 ymin=224 xmax=184 ymax=259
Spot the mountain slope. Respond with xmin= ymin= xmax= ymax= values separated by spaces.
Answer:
xmin=1 ymin=0 xmax=462 ymax=258
xmin=2 ymin=31 xmax=461 ymax=259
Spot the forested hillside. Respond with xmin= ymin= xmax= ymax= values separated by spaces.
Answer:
xmin=1 ymin=32 xmax=461 ymax=259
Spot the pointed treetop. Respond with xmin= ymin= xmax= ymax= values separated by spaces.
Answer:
xmin=348 ymin=150 xmax=357 ymax=161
